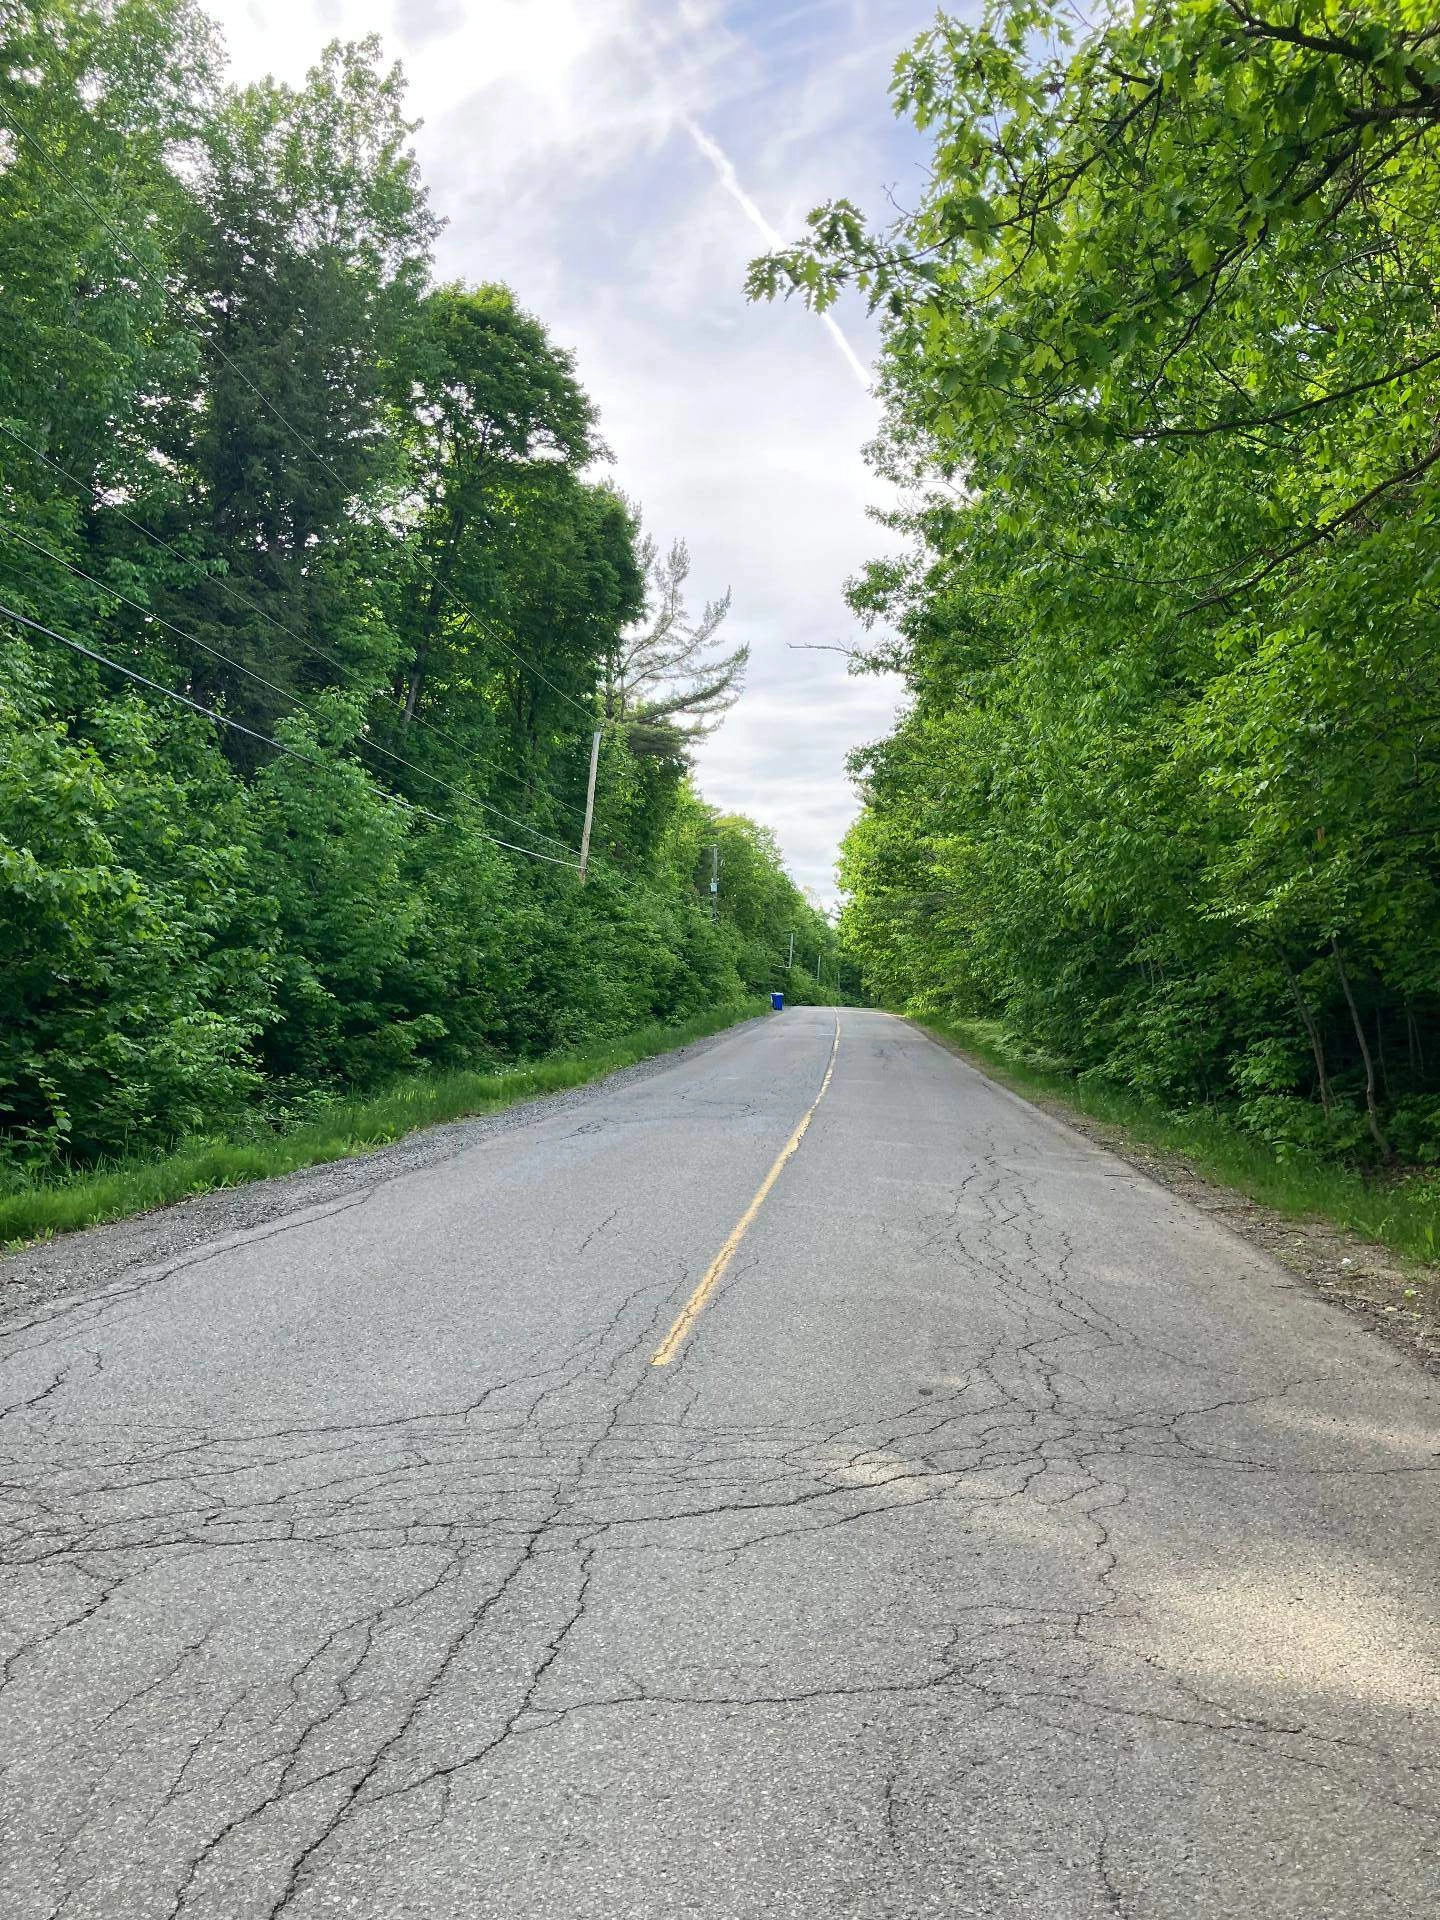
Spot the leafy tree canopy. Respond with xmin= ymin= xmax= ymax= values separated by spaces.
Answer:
xmin=0 ymin=0 xmax=838 ymax=1174
xmin=753 ymin=1 xmax=1440 ymax=1163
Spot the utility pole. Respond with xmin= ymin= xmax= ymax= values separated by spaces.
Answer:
xmin=709 ymin=843 xmax=719 ymax=922
xmin=578 ymin=727 xmax=602 ymax=884
xmin=787 ymin=930 xmax=795 ymax=970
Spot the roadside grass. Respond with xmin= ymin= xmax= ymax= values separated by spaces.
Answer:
xmin=915 ymin=1014 xmax=1440 ymax=1270
xmin=0 ymin=1002 xmax=767 ymax=1250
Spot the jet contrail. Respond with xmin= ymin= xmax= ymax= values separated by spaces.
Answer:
xmin=681 ymin=114 xmax=871 ymax=393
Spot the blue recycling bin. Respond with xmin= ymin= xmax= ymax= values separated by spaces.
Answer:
xmin=770 ymin=991 xmax=784 ymax=1011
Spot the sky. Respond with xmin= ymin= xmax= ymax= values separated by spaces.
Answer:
xmin=205 ymin=0 xmax=954 ymax=901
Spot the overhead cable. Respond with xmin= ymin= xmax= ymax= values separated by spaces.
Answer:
xmin=0 ymin=521 xmax=577 ymax=858
xmin=0 ymin=599 xmax=583 ymax=869
xmin=0 ymin=417 xmax=590 ymax=826
xmin=1 ymin=109 xmax=605 ymax=730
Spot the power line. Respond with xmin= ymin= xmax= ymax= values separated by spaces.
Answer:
xmin=0 ymin=417 xmax=591 ymax=825
xmin=1 ymin=597 xmax=435 ymax=809
xmin=0 ymin=520 xmax=578 ymax=858
xmin=0 ymin=524 xmax=576 ymax=856
xmin=0 ymin=599 xmax=582 ymax=869
xmin=0 ymin=107 xmax=606 ymax=730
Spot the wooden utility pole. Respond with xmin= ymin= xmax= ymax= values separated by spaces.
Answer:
xmin=578 ymin=728 xmax=602 ymax=883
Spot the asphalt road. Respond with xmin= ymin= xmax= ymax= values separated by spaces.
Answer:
xmin=1 ymin=1008 xmax=1437 ymax=1919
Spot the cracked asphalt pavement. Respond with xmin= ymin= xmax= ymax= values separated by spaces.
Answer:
xmin=2 ymin=1008 xmax=1437 ymax=1918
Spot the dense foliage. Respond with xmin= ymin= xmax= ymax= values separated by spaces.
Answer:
xmin=753 ymin=0 xmax=1440 ymax=1164
xmin=0 ymin=0 xmax=836 ymax=1177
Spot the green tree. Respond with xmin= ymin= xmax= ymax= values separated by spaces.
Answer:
xmin=0 ymin=0 xmax=813 ymax=1188
xmin=168 ymin=35 xmax=435 ymax=733
xmin=756 ymin=0 xmax=1440 ymax=1160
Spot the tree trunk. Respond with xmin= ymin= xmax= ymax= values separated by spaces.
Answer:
xmin=1332 ymin=939 xmax=1391 ymax=1159
xmin=402 ymin=648 xmax=426 ymax=724
xmin=1281 ymin=953 xmax=1332 ymax=1118
xmin=402 ymin=521 xmax=465 ymax=728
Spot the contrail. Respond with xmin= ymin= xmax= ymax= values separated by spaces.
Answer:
xmin=681 ymin=114 xmax=871 ymax=393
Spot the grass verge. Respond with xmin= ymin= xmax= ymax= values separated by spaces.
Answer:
xmin=0 ymin=1002 xmax=767 ymax=1250
xmin=915 ymin=1014 xmax=1440 ymax=1269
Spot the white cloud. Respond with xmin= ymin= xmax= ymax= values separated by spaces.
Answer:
xmin=202 ymin=0 xmax=950 ymax=899
xmin=678 ymin=112 xmax=871 ymax=391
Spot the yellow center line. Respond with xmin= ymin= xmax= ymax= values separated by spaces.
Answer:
xmin=651 ymin=1016 xmax=842 ymax=1367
